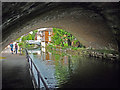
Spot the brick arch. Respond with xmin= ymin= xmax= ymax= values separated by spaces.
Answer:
xmin=1 ymin=3 xmax=118 ymax=51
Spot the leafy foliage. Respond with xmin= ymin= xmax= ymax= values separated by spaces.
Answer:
xmin=17 ymin=30 xmax=38 ymax=48
xmin=51 ymin=28 xmax=85 ymax=49
xmin=18 ymin=42 xmax=24 ymax=47
xmin=31 ymin=30 xmax=38 ymax=40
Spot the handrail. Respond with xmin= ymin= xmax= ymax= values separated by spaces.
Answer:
xmin=25 ymin=49 xmax=49 ymax=89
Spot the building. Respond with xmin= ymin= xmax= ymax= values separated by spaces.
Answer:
xmin=36 ymin=28 xmax=54 ymax=47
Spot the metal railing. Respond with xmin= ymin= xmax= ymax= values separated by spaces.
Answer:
xmin=25 ymin=49 xmax=49 ymax=89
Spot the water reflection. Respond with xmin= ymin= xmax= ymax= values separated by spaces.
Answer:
xmin=28 ymin=48 xmax=119 ymax=88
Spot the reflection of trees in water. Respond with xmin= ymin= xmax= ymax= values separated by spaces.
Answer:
xmin=52 ymin=52 xmax=80 ymax=87
xmin=68 ymin=56 xmax=73 ymax=77
xmin=30 ymin=48 xmax=119 ymax=88
xmin=32 ymin=49 xmax=87 ymax=87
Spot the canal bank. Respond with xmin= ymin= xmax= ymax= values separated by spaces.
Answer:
xmin=47 ymin=46 xmax=120 ymax=63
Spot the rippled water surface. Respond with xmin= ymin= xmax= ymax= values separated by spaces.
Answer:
xmin=29 ymin=48 xmax=119 ymax=88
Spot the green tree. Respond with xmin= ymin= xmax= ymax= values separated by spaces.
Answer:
xmin=27 ymin=34 xmax=32 ymax=40
xmin=31 ymin=30 xmax=38 ymax=40
xmin=52 ymin=28 xmax=76 ymax=47
xmin=22 ymin=36 xmax=27 ymax=42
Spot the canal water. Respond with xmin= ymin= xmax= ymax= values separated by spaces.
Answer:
xmin=28 ymin=48 xmax=119 ymax=88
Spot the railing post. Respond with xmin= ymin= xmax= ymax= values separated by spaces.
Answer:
xmin=38 ymin=72 xmax=40 ymax=89
xmin=28 ymin=56 xmax=29 ymax=62
xmin=25 ymin=49 xmax=49 ymax=89
xmin=31 ymin=59 xmax=32 ymax=71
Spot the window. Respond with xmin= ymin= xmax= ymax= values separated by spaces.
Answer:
xmin=49 ymin=31 xmax=51 ymax=35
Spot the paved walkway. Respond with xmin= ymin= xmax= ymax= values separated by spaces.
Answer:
xmin=1 ymin=48 xmax=33 ymax=88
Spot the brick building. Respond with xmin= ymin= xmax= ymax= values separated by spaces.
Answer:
xmin=36 ymin=28 xmax=54 ymax=47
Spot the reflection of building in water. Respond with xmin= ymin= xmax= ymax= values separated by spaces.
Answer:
xmin=45 ymin=52 xmax=52 ymax=65
xmin=46 ymin=52 xmax=50 ymax=60
xmin=36 ymin=28 xmax=54 ymax=47
xmin=41 ymin=48 xmax=46 ymax=52
xmin=41 ymin=52 xmax=53 ymax=65
xmin=41 ymin=51 xmax=69 ymax=65
xmin=59 ymin=56 xmax=68 ymax=65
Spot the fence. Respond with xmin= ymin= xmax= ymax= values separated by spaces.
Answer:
xmin=25 ymin=49 xmax=49 ymax=89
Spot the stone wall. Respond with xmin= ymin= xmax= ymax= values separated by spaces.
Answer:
xmin=1 ymin=2 xmax=120 ymax=51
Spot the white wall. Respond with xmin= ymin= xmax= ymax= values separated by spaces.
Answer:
xmin=41 ymin=42 xmax=45 ymax=47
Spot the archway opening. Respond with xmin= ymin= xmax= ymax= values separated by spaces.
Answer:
xmin=2 ymin=27 xmax=86 ymax=54
xmin=2 ymin=26 xmax=119 ymax=60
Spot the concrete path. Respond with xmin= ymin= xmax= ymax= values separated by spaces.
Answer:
xmin=1 ymin=49 xmax=33 ymax=88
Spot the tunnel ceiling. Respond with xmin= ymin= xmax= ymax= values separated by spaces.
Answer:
xmin=1 ymin=2 xmax=120 ymax=51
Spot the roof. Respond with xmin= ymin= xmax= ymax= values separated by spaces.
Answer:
xmin=38 ymin=28 xmax=53 ymax=31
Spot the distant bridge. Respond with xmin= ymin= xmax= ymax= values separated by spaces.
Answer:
xmin=26 ymin=40 xmax=41 ymax=45
xmin=28 ymin=49 xmax=41 ymax=54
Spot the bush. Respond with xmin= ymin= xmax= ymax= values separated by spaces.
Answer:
xmin=72 ymin=47 xmax=78 ymax=50
xmin=64 ymin=43 xmax=68 ymax=47
xmin=18 ymin=42 xmax=24 ymax=47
